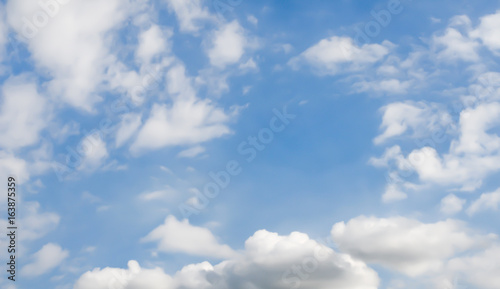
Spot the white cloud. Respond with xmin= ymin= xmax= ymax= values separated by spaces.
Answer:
xmin=20 ymin=202 xmax=60 ymax=241
xmin=178 ymin=145 xmax=206 ymax=158
xmin=164 ymin=0 xmax=214 ymax=33
xmin=77 ymin=230 xmax=379 ymax=289
xmin=206 ymin=20 xmax=249 ymax=68
xmin=6 ymin=0 xmax=131 ymax=111
xmin=141 ymin=215 xmax=237 ymax=259
xmin=0 ymin=75 xmax=47 ymax=150
xmin=374 ymin=101 xmax=451 ymax=145
xmin=467 ymin=188 xmax=500 ymax=216
xmin=374 ymin=100 xmax=500 ymax=192
xmin=0 ymin=151 xmax=29 ymax=185
xmin=433 ymin=27 xmax=479 ymax=62
xmin=289 ymin=36 xmax=392 ymax=75
xmin=451 ymin=103 xmax=500 ymax=155
xmin=74 ymin=260 xmax=173 ymax=289
xmin=130 ymin=65 xmax=235 ymax=154
xmin=470 ymin=11 xmax=500 ymax=53
xmin=136 ymin=24 xmax=171 ymax=64
xmin=331 ymin=216 xmax=488 ymax=277
xmin=382 ymin=183 xmax=408 ymax=203
xmin=21 ymin=243 xmax=68 ymax=277
xmin=440 ymin=194 xmax=466 ymax=215
xmin=446 ymin=244 xmax=500 ymax=289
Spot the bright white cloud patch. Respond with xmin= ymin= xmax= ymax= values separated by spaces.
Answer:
xmin=470 ymin=11 xmax=500 ymax=53
xmin=141 ymin=215 xmax=237 ymax=259
xmin=289 ymin=36 xmax=392 ymax=75
xmin=466 ymin=188 xmax=500 ymax=215
xmin=21 ymin=243 xmax=68 ymax=277
xmin=433 ymin=26 xmax=479 ymax=62
xmin=130 ymin=65 xmax=234 ymax=154
xmin=6 ymin=0 xmax=130 ymax=111
xmin=374 ymin=101 xmax=451 ymax=144
xmin=446 ymin=244 xmax=500 ymax=289
xmin=331 ymin=216 xmax=489 ymax=277
xmin=207 ymin=20 xmax=248 ymax=68
xmin=78 ymin=229 xmax=379 ymax=289
xmin=136 ymin=24 xmax=171 ymax=64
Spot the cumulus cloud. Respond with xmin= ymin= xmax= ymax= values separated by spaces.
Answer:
xmin=433 ymin=20 xmax=480 ymax=62
xmin=466 ymin=188 xmax=500 ymax=216
xmin=373 ymin=100 xmax=500 ymax=192
xmin=446 ymin=244 xmax=500 ymax=289
xmin=470 ymin=11 xmax=500 ymax=53
xmin=374 ymin=101 xmax=452 ymax=144
xmin=77 ymin=229 xmax=379 ymax=289
xmin=136 ymin=24 xmax=172 ymax=64
xmin=331 ymin=216 xmax=489 ymax=277
xmin=6 ymin=0 xmax=131 ymax=111
xmin=141 ymin=215 xmax=236 ymax=259
xmin=21 ymin=243 xmax=68 ymax=277
xmin=288 ymin=36 xmax=392 ymax=75
xmin=130 ymin=65 xmax=235 ymax=154
xmin=206 ymin=20 xmax=249 ymax=68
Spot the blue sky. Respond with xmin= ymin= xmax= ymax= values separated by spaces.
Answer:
xmin=1 ymin=0 xmax=500 ymax=288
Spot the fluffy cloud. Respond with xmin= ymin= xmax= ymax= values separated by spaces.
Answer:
xmin=470 ymin=11 xmax=500 ymax=53
xmin=374 ymin=101 xmax=451 ymax=144
xmin=331 ymin=216 xmax=489 ymax=277
xmin=466 ymin=188 xmax=500 ymax=215
xmin=6 ymin=0 xmax=131 ymax=111
xmin=130 ymin=65 xmax=235 ymax=154
xmin=141 ymin=215 xmax=237 ymax=259
xmin=373 ymin=100 xmax=500 ymax=192
xmin=206 ymin=21 xmax=250 ymax=68
xmin=77 ymin=229 xmax=379 ymax=289
xmin=0 ymin=75 xmax=47 ymax=150
xmin=289 ymin=36 xmax=392 ymax=75
xmin=21 ymin=243 xmax=68 ymax=277
xmin=0 ymin=151 xmax=29 ymax=185
xmin=433 ymin=23 xmax=480 ymax=61
xmin=136 ymin=24 xmax=172 ymax=64
xmin=446 ymin=244 xmax=500 ymax=289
